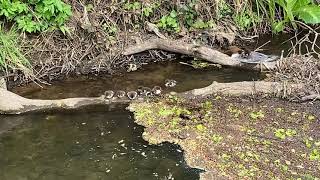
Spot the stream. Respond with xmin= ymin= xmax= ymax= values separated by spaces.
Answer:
xmin=0 ymin=35 xmax=294 ymax=180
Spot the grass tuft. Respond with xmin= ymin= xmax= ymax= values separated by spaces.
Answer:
xmin=0 ymin=25 xmax=33 ymax=78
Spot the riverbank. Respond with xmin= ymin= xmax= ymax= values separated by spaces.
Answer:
xmin=129 ymin=94 xmax=320 ymax=179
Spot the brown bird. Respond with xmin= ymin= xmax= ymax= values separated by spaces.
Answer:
xmin=224 ymin=46 xmax=250 ymax=58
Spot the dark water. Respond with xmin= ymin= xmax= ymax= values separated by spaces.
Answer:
xmin=245 ymin=33 xmax=320 ymax=57
xmin=0 ymin=108 xmax=201 ymax=180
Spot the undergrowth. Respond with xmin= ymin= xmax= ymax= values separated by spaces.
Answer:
xmin=0 ymin=0 xmax=71 ymax=33
xmin=121 ymin=0 xmax=320 ymax=33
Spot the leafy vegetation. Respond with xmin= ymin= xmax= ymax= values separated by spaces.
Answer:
xmin=0 ymin=25 xmax=32 ymax=76
xmin=122 ymin=0 xmax=320 ymax=33
xmin=157 ymin=10 xmax=180 ymax=32
xmin=0 ymin=0 xmax=72 ymax=33
xmin=254 ymin=0 xmax=320 ymax=32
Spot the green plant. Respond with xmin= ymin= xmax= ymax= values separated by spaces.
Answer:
xmin=124 ymin=1 xmax=141 ymax=11
xmin=142 ymin=6 xmax=153 ymax=17
xmin=191 ymin=19 xmax=215 ymax=29
xmin=0 ymin=0 xmax=72 ymax=33
xmin=202 ymin=101 xmax=213 ymax=110
xmin=157 ymin=10 xmax=180 ymax=32
xmin=0 ymin=25 xmax=32 ymax=77
xmin=309 ymin=149 xmax=320 ymax=161
xmin=196 ymin=124 xmax=206 ymax=132
xmin=234 ymin=10 xmax=261 ymax=30
xmin=249 ymin=110 xmax=265 ymax=120
xmin=180 ymin=1 xmax=197 ymax=27
xmin=217 ymin=0 xmax=232 ymax=19
xmin=158 ymin=108 xmax=174 ymax=117
xmin=141 ymin=3 xmax=160 ymax=17
xmin=102 ymin=22 xmax=118 ymax=42
xmin=227 ymin=105 xmax=242 ymax=118
xmin=212 ymin=134 xmax=223 ymax=144
xmin=267 ymin=0 xmax=320 ymax=32
xmin=274 ymin=128 xmax=296 ymax=140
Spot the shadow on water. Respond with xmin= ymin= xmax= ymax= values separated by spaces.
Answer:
xmin=0 ymin=108 xmax=202 ymax=180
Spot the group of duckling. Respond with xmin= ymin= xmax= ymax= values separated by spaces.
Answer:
xmin=103 ymin=79 xmax=177 ymax=101
xmin=104 ymin=86 xmax=162 ymax=100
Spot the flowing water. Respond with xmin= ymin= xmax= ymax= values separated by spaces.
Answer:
xmin=1 ymin=36 xmax=291 ymax=180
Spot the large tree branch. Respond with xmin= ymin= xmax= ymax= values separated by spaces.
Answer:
xmin=0 ymin=88 xmax=131 ymax=114
xmin=123 ymin=38 xmax=278 ymax=71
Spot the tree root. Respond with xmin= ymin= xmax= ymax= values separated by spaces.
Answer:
xmin=123 ymin=38 xmax=279 ymax=71
xmin=0 ymin=81 xmax=304 ymax=115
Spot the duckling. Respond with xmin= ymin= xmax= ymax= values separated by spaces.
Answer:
xmin=165 ymin=79 xmax=177 ymax=88
xmin=127 ymin=91 xmax=138 ymax=100
xmin=152 ymin=86 xmax=162 ymax=95
xmin=225 ymin=46 xmax=250 ymax=59
xmin=116 ymin=90 xmax=126 ymax=98
xmin=137 ymin=86 xmax=144 ymax=96
xmin=142 ymin=87 xmax=152 ymax=96
xmin=104 ymin=90 xmax=114 ymax=99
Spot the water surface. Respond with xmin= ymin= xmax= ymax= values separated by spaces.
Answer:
xmin=0 ymin=108 xmax=200 ymax=180
xmin=13 ymin=61 xmax=262 ymax=99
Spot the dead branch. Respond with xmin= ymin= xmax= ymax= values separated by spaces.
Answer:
xmin=123 ymin=38 xmax=278 ymax=71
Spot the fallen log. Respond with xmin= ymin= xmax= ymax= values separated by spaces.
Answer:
xmin=0 ymin=88 xmax=131 ymax=114
xmin=0 ymin=81 xmax=304 ymax=115
xmin=123 ymin=38 xmax=278 ymax=71
xmin=181 ymin=81 xmax=304 ymax=97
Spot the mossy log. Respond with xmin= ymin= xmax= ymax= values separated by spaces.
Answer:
xmin=0 ymin=81 xmax=304 ymax=114
xmin=123 ymin=38 xmax=279 ymax=71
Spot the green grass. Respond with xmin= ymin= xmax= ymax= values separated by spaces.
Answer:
xmin=0 ymin=25 xmax=33 ymax=78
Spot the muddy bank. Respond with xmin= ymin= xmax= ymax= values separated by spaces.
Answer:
xmin=129 ymin=95 xmax=320 ymax=179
